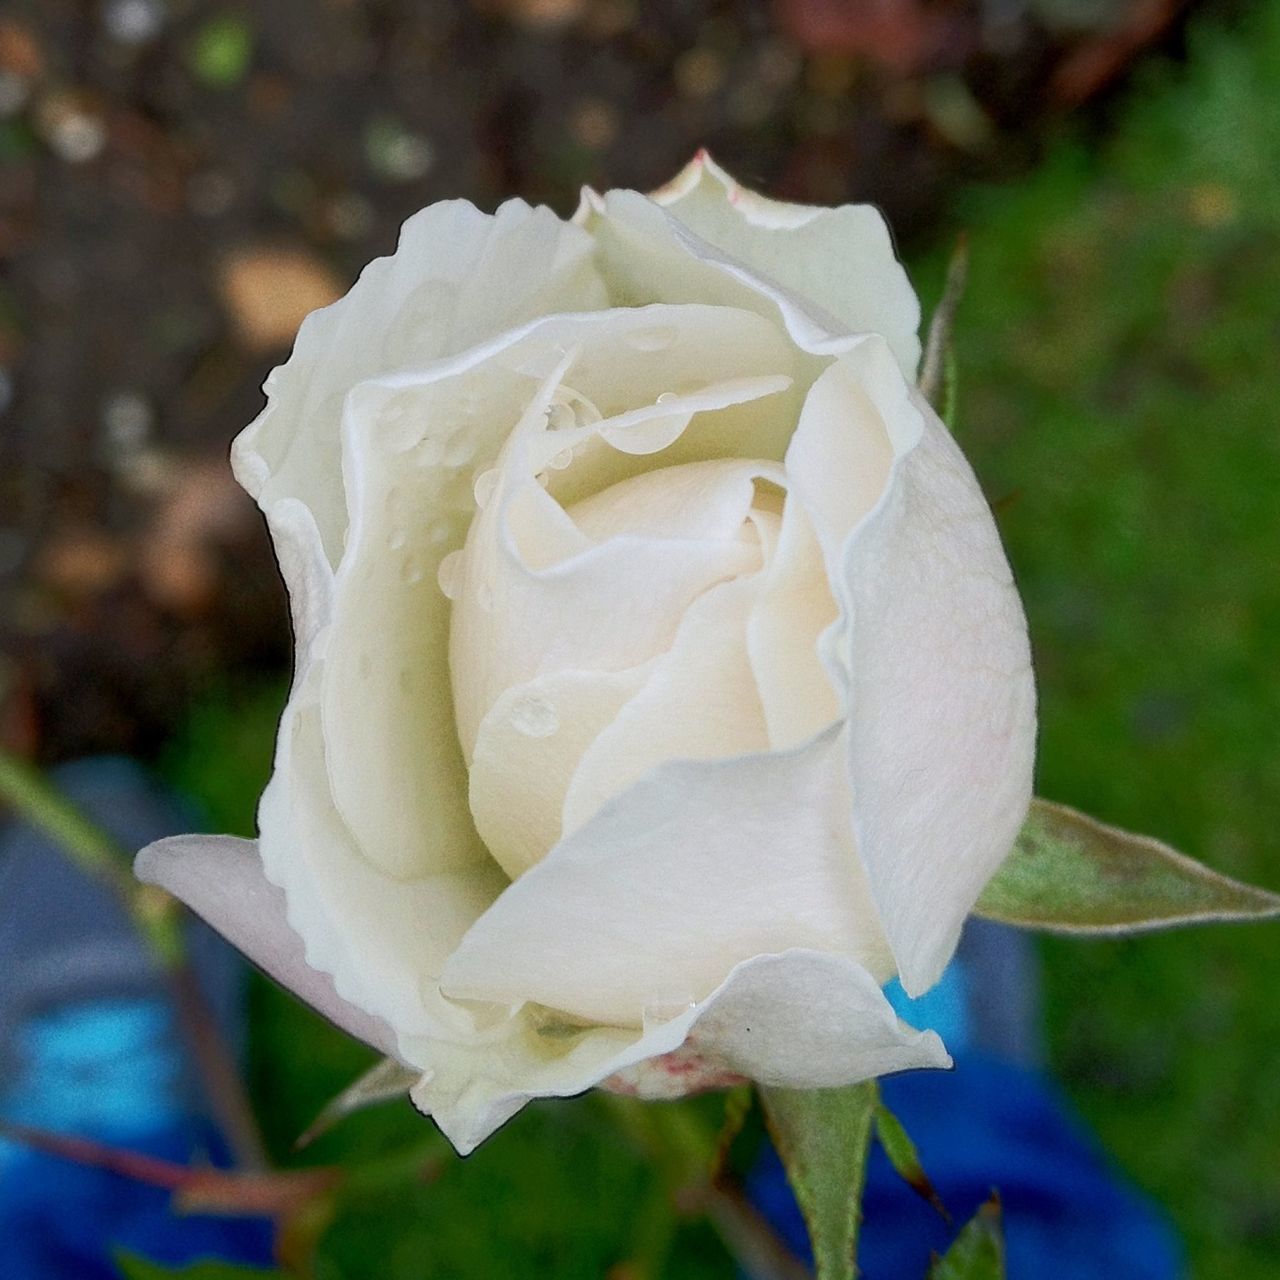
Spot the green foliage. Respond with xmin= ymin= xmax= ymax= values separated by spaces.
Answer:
xmin=759 ymin=1083 xmax=878 ymax=1280
xmin=927 ymin=1198 xmax=1005 ymax=1280
xmin=115 ymin=1252 xmax=284 ymax=1280
xmin=978 ymin=798 xmax=1280 ymax=932
xmin=921 ymin=3 xmax=1280 ymax=1273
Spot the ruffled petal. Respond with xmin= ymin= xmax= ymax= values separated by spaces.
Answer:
xmin=233 ymin=198 xmax=608 ymax=567
xmin=650 ymin=152 xmax=921 ymax=379
xmin=410 ymin=946 xmax=946 ymax=1155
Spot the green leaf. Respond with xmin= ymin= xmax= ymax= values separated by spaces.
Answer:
xmin=115 ymin=1251 xmax=284 ymax=1279
xmin=919 ymin=233 xmax=969 ymax=414
xmin=875 ymin=1102 xmax=949 ymax=1221
xmin=929 ymin=1195 xmax=1004 ymax=1279
xmin=295 ymin=1056 xmax=418 ymax=1149
xmin=976 ymin=798 xmax=1280 ymax=934
xmin=759 ymin=1082 xmax=878 ymax=1280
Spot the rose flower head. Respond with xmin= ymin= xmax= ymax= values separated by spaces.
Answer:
xmin=138 ymin=153 xmax=1036 ymax=1154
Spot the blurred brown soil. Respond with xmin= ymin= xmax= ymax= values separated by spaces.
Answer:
xmin=0 ymin=0 xmax=1196 ymax=765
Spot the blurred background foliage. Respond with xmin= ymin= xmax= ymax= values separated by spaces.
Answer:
xmin=3 ymin=0 xmax=1279 ymax=1275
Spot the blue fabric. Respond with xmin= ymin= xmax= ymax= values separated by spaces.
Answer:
xmin=0 ymin=994 xmax=275 ymax=1279
xmin=747 ymin=1052 xmax=1184 ymax=1278
xmin=0 ymin=756 xmax=275 ymax=1277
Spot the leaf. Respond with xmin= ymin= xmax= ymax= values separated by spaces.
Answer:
xmin=759 ymin=1082 xmax=878 ymax=1280
xmin=929 ymin=1194 xmax=1004 ymax=1279
xmin=295 ymin=1056 xmax=419 ymax=1149
xmin=975 ymin=798 xmax=1280 ymax=934
xmin=874 ymin=1102 xmax=949 ymax=1221
xmin=919 ymin=232 xmax=969 ymax=414
xmin=115 ymin=1251 xmax=285 ymax=1279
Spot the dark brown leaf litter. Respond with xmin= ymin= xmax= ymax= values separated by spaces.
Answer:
xmin=0 ymin=0 xmax=1202 ymax=765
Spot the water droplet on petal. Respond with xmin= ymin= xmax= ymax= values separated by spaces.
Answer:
xmin=443 ymin=428 xmax=476 ymax=468
xmin=473 ymin=468 xmax=500 ymax=508
xmin=437 ymin=550 xmax=464 ymax=599
xmin=656 ymin=391 xmax=679 ymax=405
xmin=427 ymin=517 xmax=452 ymax=545
xmin=388 ymin=527 xmax=408 ymax=551
xmin=548 ymin=447 xmax=574 ymax=471
xmin=379 ymin=393 xmax=422 ymax=453
xmin=546 ymin=386 xmax=602 ymax=430
xmin=400 ymin=553 xmax=425 ymax=585
xmin=625 ymin=325 xmax=677 ymax=353
xmin=509 ymin=694 xmax=559 ymax=738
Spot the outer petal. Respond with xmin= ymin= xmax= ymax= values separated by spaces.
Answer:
xmin=135 ymin=835 xmax=397 ymax=1056
xmin=650 ymin=152 xmax=922 ymax=379
xmin=258 ymin=664 xmax=508 ymax=1039
xmin=840 ymin=397 xmax=1036 ymax=996
xmin=233 ymin=199 xmax=608 ymax=566
xmin=440 ymin=726 xmax=894 ymax=1027
xmin=611 ymin=949 xmax=952 ymax=1096
xmin=411 ymin=947 xmax=947 ymax=1155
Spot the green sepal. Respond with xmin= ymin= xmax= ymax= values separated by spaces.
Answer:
xmin=928 ymin=1194 xmax=1005 ymax=1279
xmin=976 ymin=798 xmax=1280 ymax=934
xmin=875 ymin=1101 xmax=949 ymax=1221
xmin=758 ymin=1081 xmax=878 ymax=1280
xmin=295 ymin=1056 xmax=418 ymax=1149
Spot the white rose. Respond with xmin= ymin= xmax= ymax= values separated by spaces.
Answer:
xmin=137 ymin=154 xmax=1036 ymax=1154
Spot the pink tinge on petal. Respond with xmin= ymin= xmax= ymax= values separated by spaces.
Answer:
xmin=135 ymin=833 xmax=400 ymax=1057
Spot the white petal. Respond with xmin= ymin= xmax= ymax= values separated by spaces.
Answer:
xmin=259 ymin=665 xmax=507 ymax=1039
xmin=651 ymin=152 xmax=922 ymax=379
xmin=468 ymin=664 xmax=653 ymax=880
xmin=746 ymin=494 xmax=841 ymax=749
xmin=232 ymin=198 xmax=608 ymax=566
xmin=411 ymin=946 xmax=946 ymax=1155
xmin=617 ymin=949 xmax=951 ymax=1094
xmin=441 ymin=726 xmax=893 ymax=1027
xmin=841 ymin=397 xmax=1037 ymax=996
xmin=135 ymin=835 xmax=398 ymax=1056
xmin=562 ymin=574 xmax=769 ymax=837
xmin=783 ymin=336 xmax=917 ymax=588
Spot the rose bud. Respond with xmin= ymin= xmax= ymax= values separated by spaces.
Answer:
xmin=138 ymin=153 xmax=1036 ymax=1154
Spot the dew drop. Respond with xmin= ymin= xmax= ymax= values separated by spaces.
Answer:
xmin=472 ymin=468 xmax=500 ymax=508
xmin=400 ymin=553 xmax=425 ymax=585
xmin=546 ymin=386 xmax=602 ymax=430
xmin=379 ymin=393 xmax=422 ymax=453
xmin=427 ymin=517 xmax=452 ymax=545
xmin=625 ymin=325 xmax=677 ymax=353
xmin=437 ymin=550 xmax=464 ymax=599
xmin=443 ymin=428 xmax=476 ymax=468
xmin=388 ymin=527 xmax=408 ymax=551
xmin=548 ymin=447 xmax=574 ymax=471
xmin=509 ymin=694 xmax=559 ymax=738
xmin=656 ymin=391 xmax=679 ymax=405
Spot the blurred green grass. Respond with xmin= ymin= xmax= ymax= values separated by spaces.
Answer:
xmin=165 ymin=4 xmax=1280 ymax=1273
